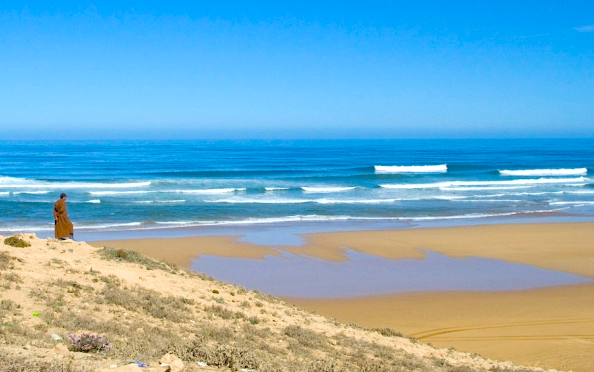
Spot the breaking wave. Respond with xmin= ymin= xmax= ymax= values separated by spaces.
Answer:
xmin=301 ymin=187 xmax=356 ymax=193
xmin=375 ymin=164 xmax=447 ymax=173
xmin=89 ymin=190 xmax=153 ymax=196
xmin=381 ymin=177 xmax=586 ymax=189
xmin=173 ymin=188 xmax=245 ymax=194
xmin=0 ymin=176 xmax=151 ymax=189
xmin=499 ymin=168 xmax=587 ymax=176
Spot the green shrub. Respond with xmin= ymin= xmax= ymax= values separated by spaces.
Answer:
xmin=3 ymin=237 xmax=30 ymax=248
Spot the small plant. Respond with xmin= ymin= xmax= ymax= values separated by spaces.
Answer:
xmin=99 ymin=247 xmax=177 ymax=272
xmin=248 ymin=316 xmax=260 ymax=325
xmin=371 ymin=327 xmax=404 ymax=338
xmin=205 ymin=305 xmax=233 ymax=319
xmin=234 ymin=311 xmax=245 ymax=319
xmin=240 ymin=300 xmax=250 ymax=308
xmin=3 ymin=273 xmax=22 ymax=283
xmin=212 ymin=289 xmax=219 ymax=294
xmin=4 ymin=237 xmax=30 ymax=248
xmin=213 ymin=297 xmax=225 ymax=304
xmin=66 ymin=333 xmax=110 ymax=352
xmin=0 ymin=252 xmax=11 ymax=270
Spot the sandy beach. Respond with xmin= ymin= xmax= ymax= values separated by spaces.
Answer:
xmin=92 ymin=222 xmax=594 ymax=371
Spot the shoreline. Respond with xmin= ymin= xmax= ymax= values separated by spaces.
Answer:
xmin=6 ymin=211 xmax=592 ymax=244
xmin=89 ymin=221 xmax=594 ymax=371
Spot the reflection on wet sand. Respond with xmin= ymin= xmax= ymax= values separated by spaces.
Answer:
xmin=191 ymin=249 xmax=591 ymax=298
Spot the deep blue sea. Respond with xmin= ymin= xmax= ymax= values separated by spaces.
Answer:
xmin=1 ymin=139 xmax=593 ymax=238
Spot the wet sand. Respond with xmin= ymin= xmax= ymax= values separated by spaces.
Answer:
xmin=91 ymin=222 xmax=594 ymax=371
xmin=290 ymin=284 xmax=594 ymax=372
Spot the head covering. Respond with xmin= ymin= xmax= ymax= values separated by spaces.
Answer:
xmin=60 ymin=193 xmax=67 ymax=199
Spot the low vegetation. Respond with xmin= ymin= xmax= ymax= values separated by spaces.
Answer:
xmin=3 ymin=236 xmax=31 ymax=248
xmin=0 ymin=235 xmax=548 ymax=372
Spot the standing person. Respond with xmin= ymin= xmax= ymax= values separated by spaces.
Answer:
xmin=53 ymin=193 xmax=74 ymax=240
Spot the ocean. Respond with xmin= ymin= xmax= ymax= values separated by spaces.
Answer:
xmin=0 ymin=139 xmax=593 ymax=238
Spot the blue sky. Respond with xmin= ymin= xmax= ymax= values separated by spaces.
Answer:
xmin=0 ymin=1 xmax=593 ymax=139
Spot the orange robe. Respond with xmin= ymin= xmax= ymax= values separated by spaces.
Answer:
xmin=53 ymin=198 xmax=74 ymax=239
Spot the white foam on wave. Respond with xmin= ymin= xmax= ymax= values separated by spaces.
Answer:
xmin=316 ymin=198 xmax=398 ymax=204
xmin=508 ymin=191 xmax=564 ymax=196
xmin=549 ymin=201 xmax=594 ymax=206
xmin=564 ymin=190 xmax=594 ymax=195
xmin=457 ymin=199 xmax=523 ymax=203
xmin=12 ymin=191 xmax=51 ymax=195
xmin=265 ymin=187 xmax=290 ymax=191
xmin=301 ymin=187 xmax=356 ymax=193
xmin=174 ymin=188 xmax=245 ymax=194
xmin=499 ymin=168 xmax=587 ymax=176
xmin=0 ymin=192 xmax=9 ymax=196
xmin=211 ymin=198 xmax=313 ymax=204
xmin=89 ymin=190 xmax=153 ymax=196
xmin=156 ymin=200 xmax=186 ymax=203
xmin=138 ymin=210 xmax=568 ymax=229
xmin=375 ymin=164 xmax=447 ymax=173
xmin=0 ymin=176 xmax=151 ymax=189
xmin=381 ymin=177 xmax=585 ymax=189
xmin=3 ymin=208 xmax=570 ymax=234
xmin=207 ymin=195 xmax=505 ymax=204
xmin=440 ymin=186 xmax=532 ymax=191
xmin=86 ymin=199 xmax=101 ymax=204
xmin=0 ymin=221 xmax=143 ymax=232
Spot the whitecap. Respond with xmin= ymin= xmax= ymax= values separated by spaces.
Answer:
xmin=301 ymin=187 xmax=356 ymax=193
xmin=440 ymin=186 xmax=532 ymax=191
xmin=375 ymin=164 xmax=447 ymax=173
xmin=12 ymin=191 xmax=51 ymax=195
xmin=381 ymin=177 xmax=585 ymax=189
xmin=89 ymin=190 xmax=153 ymax=196
xmin=209 ymin=198 xmax=313 ymax=204
xmin=549 ymin=201 xmax=594 ymax=205
xmin=173 ymin=188 xmax=245 ymax=194
xmin=499 ymin=168 xmax=587 ymax=176
xmin=0 ymin=176 xmax=151 ymax=189
xmin=86 ymin=199 xmax=101 ymax=204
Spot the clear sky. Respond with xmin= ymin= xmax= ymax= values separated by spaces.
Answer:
xmin=1 ymin=1 xmax=593 ymax=139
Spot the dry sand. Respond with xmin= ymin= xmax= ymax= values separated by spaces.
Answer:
xmin=92 ymin=222 xmax=594 ymax=371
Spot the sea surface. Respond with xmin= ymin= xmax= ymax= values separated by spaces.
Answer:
xmin=0 ymin=139 xmax=593 ymax=238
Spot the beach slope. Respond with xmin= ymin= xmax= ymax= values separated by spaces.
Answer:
xmin=0 ymin=233 xmax=551 ymax=371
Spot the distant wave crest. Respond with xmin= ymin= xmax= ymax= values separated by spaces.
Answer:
xmin=0 ymin=176 xmax=151 ymax=189
xmin=375 ymin=164 xmax=447 ymax=173
xmin=89 ymin=190 xmax=153 ymax=196
xmin=174 ymin=188 xmax=245 ymax=194
xmin=499 ymin=168 xmax=587 ymax=176
xmin=301 ymin=187 xmax=356 ymax=193
xmin=381 ymin=177 xmax=585 ymax=189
